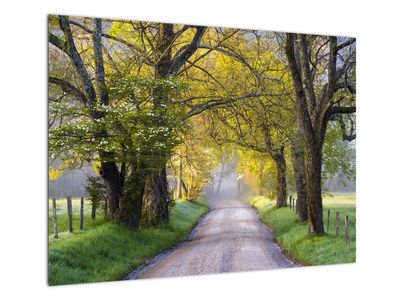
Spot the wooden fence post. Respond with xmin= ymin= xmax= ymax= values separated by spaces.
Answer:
xmin=52 ymin=198 xmax=58 ymax=239
xmin=327 ymin=209 xmax=331 ymax=232
xmin=80 ymin=197 xmax=84 ymax=230
xmin=335 ymin=212 xmax=340 ymax=237
xmin=344 ymin=215 xmax=349 ymax=243
xmin=67 ymin=196 xmax=73 ymax=233
xmin=91 ymin=201 xmax=96 ymax=220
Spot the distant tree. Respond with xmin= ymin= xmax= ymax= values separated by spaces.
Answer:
xmin=169 ymin=119 xmax=218 ymax=200
xmin=86 ymin=176 xmax=107 ymax=219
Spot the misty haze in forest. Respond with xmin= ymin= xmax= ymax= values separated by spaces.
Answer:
xmin=49 ymin=154 xmax=355 ymax=199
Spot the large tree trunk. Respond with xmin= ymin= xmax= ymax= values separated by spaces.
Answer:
xmin=99 ymin=158 xmax=120 ymax=219
xmin=304 ymin=141 xmax=325 ymax=234
xmin=284 ymin=34 xmax=325 ymax=235
xmin=142 ymin=168 xmax=170 ymax=226
xmin=291 ymin=119 xmax=308 ymax=222
xmin=285 ymin=33 xmax=356 ymax=235
xmin=141 ymin=24 xmax=173 ymax=226
xmin=53 ymin=17 xmax=122 ymax=219
xmin=142 ymin=24 xmax=205 ymax=226
xmin=119 ymin=163 xmax=146 ymax=228
xmin=104 ymin=196 xmax=108 ymax=218
xmin=273 ymin=148 xmax=287 ymax=208
xmin=93 ymin=19 xmax=122 ymax=221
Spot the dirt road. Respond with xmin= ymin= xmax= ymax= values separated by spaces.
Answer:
xmin=127 ymin=197 xmax=296 ymax=280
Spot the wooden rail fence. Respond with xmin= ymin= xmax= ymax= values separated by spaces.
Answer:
xmin=51 ymin=197 xmax=85 ymax=239
xmin=288 ymin=195 xmax=352 ymax=244
xmin=51 ymin=198 xmax=58 ymax=239
xmin=289 ymin=195 xmax=296 ymax=212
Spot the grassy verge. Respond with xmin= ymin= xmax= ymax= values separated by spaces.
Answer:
xmin=48 ymin=196 xmax=208 ymax=286
xmin=249 ymin=193 xmax=356 ymax=266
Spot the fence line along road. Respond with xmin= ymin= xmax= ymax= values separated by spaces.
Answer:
xmin=50 ymin=197 xmax=87 ymax=239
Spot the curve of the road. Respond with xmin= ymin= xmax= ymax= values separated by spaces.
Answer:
xmin=126 ymin=196 xmax=297 ymax=280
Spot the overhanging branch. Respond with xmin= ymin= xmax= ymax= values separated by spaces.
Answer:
xmin=69 ymin=19 xmax=155 ymax=66
xmin=335 ymin=38 xmax=356 ymax=54
xmin=185 ymin=92 xmax=266 ymax=118
xmin=169 ymin=26 xmax=207 ymax=75
xmin=48 ymin=33 xmax=68 ymax=53
xmin=328 ymin=106 xmax=356 ymax=116
xmin=49 ymin=77 xmax=88 ymax=105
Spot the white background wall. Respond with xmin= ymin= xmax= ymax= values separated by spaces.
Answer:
xmin=1 ymin=0 xmax=399 ymax=299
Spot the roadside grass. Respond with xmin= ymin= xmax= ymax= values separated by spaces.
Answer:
xmin=249 ymin=193 xmax=356 ymax=266
xmin=48 ymin=196 xmax=208 ymax=286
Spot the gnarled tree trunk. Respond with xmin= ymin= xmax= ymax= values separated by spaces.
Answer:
xmin=285 ymin=33 xmax=356 ymax=235
xmin=99 ymin=158 xmax=121 ymax=219
xmin=142 ymin=23 xmax=206 ymax=226
xmin=142 ymin=167 xmax=170 ymax=225
xmin=291 ymin=119 xmax=308 ymax=221
xmin=141 ymin=24 xmax=173 ymax=226
xmin=305 ymin=140 xmax=325 ymax=234
xmin=93 ymin=19 xmax=122 ymax=221
xmin=50 ymin=17 xmax=122 ymax=220
xmin=119 ymin=163 xmax=146 ymax=228
xmin=273 ymin=148 xmax=287 ymax=208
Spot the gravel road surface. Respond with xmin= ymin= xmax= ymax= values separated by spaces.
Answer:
xmin=127 ymin=196 xmax=296 ymax=279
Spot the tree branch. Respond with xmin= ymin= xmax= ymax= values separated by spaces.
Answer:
xmin=335 ymin=37 xmax=356 ymax=54
xmin=48 ymin=32 xmax=68 ymax=53
xmin=57 ymin=15 xmax=97 ymax=104
xmin=186 ymin=92 xmax=265 ymax=118
xmin=69 ymin=19 xmax=155 ymax=66
xmin=338 ymin=115 xmax=356 ymax=141
xmin=177 ymin=29 xmax=240 ymax=75
xmin=49 ymin=76 xmax=88 ymax=105
xmin=169 ymin=26 xmax=206 ymax=75
xmin=326 ymin=36 xmax=338 ymax=101
xmin=93 ymin=18 xmax=110 ymax=106
xmin=285 ymin=33 xmax=314 ymax=137
xmin=299 ymin=34 xmax=316 ymax=108
xmin=328 ymin=106 xmax=356 ymax=116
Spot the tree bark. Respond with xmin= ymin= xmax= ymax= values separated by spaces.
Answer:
xmin=273 ymin=148 xmax=287 ymax=208
xmin=119 ymin=163 xmax=146 ymax=228
xmin=104 ymin=194 xmax=108 ymax=218
xmin=141 ymin=24 xmax=174 ymax=225
xmin=142 ymin=168 xmax=170 ymax=225
xmin=304 ymin=139 xmax=325 ymax=234
xmin=99 ymin=158 xmax=121 ymax=219
xmin=285 ymin=33 xmax=325 ymax=234
xmin=285 ymin=34 xmax=355 ymax=234
xmin=291 ymin=119 xmax=308 ymax=221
